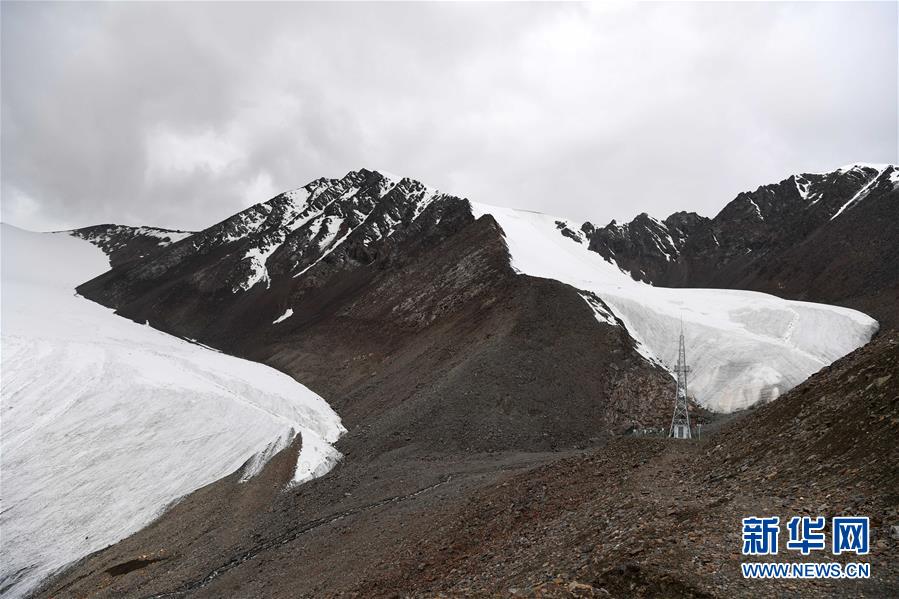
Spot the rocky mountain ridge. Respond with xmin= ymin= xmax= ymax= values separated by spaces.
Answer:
xmin=582 ymin=163 xmax=899 ymax=328
xmin=71 ymin=166 xmax=883 ymax=415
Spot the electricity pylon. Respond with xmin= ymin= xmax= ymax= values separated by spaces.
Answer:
xmin=669 ymin=322 xmax=692 ymax=439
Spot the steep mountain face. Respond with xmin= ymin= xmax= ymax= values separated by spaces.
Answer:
xmin=79 ymin=169 xmax=460 ymax=311
xmin=584 ymin=164 xmax=899 ymax=328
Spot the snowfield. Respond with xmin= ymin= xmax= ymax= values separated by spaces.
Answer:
xmin=471 ymin=203 xmax=878 ymax=413
xmin=0 ymin=224 xmax=345 ymax=598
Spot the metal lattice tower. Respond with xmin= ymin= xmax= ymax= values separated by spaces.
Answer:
xmin=669 ymin=322 xmax=692 ymax=439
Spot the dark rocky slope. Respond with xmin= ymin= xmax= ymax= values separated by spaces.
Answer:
xmin=358 ymin=331 xmax=898 ymax=598
xmin=585 ymin=165 xmax=899 ymax=329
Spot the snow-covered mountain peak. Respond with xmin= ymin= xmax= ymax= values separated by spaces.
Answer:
xmin=93 ymin=169 xmax=455 ymax=294
xmin=70 ymin=223 xmax=193 ymax=245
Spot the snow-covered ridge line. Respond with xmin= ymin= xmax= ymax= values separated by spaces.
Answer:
xmin=197 ymin=169 xmax=447 ymax=291
xmin=469 ymin=201 xmax=877 ymax=414
xmin=291 ymin=176 xmax=442 ymax=279
xmin=1 ymin=224 xmax=345 ymax=599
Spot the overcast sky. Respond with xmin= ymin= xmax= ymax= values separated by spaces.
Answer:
xmin=2 ymin=1 xmax=896 ymax=232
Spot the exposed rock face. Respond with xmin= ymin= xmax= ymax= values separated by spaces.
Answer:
xmin=78 ymin=170 xmax=467 ymax=310
xmin=584 ymin=164 xmax=899 ymax=328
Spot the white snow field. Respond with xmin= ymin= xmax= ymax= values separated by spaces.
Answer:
xmin=0 ymin=224 xmax=345 ymax=598
xmin=471 ymin=203 xmax=878 ymax=413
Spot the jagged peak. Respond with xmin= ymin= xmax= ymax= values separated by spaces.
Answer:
xmin=275 ymin=169 xmax=440 ymax=211
xmin=181 ymin=168 xmax=456 ymax=292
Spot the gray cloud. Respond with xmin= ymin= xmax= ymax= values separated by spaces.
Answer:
xmin=2 ymin=1 xmax=896 ymax=232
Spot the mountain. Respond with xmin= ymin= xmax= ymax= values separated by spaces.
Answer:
xmin=75 ymin=168 xmax=876 ymax=413
xmin=73 ymin=168 xmax=676 ymax=456
xmin=583 ymin=164 xmax=899 ymax=329
xmin=0 ymin=224 xmax=343 ymax=598
xmin=17 ymin=164 xmax=896 ymax=598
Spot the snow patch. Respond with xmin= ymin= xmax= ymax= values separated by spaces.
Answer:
xmin=794 ymin=176 xmax=811 ymax=201
xmin=273 ymin=308 xmax=294 ymax=324
xmin=747 ymin=198 xmax=764 ymax=220
xmin=577 ymin=291 xmax=617 ymax=326
xmin=235 ymin=243 xmax=279 ymax=291
xmin=292 ymin=429 xmax=345 ymax=485
xmin=154 ymin=229 xmax=193 ymax=244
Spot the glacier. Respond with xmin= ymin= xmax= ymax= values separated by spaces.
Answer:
xmin=471 ymin=202 xmax=878 ymax=413
xmin=0 ymin=224 xmax=345 ymax=598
